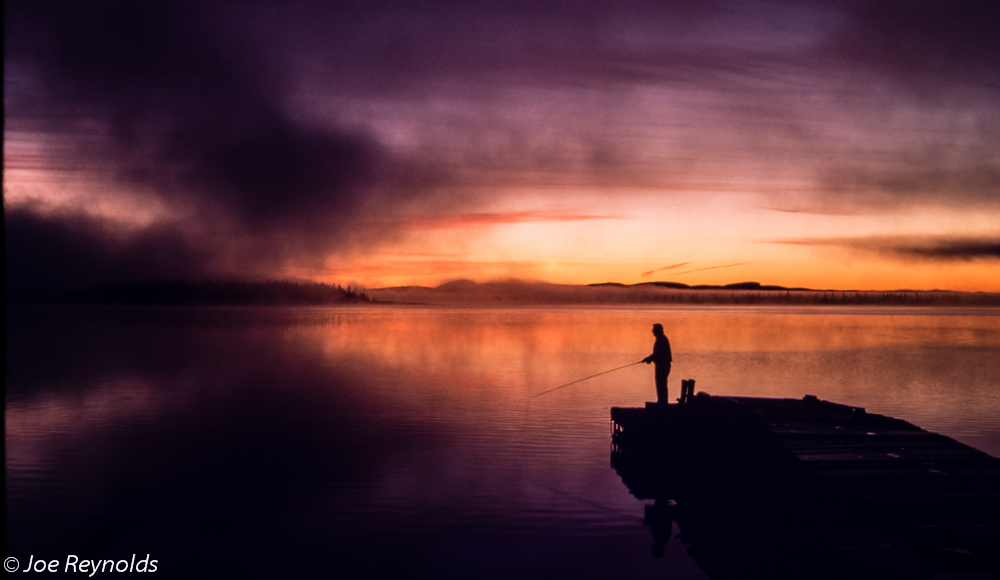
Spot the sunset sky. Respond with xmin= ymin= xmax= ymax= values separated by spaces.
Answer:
xmin=5 ymin=0 xmax=999 ymax=293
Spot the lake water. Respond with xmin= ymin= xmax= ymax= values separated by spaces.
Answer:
xmin=6 ymin=306 xmax=1000 ymax=578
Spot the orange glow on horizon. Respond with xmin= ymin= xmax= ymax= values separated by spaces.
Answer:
xmin=298 ymin=194 xmax=1000 ymax=292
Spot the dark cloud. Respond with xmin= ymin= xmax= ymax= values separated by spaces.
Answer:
xmin=4 ymin=208 xmax=216 ymax=295
xmin=5 ymin=0 xmax=458 ymax=291
xmin=831 ymin=0 xmax=1000 ymax=88
xmin=5 ymin=0 xmax=437 ymax=235
xmin=7 ymin=0 xmax=769 ymax=213
xmin=772 ymin=236 xmax=1000 ymax=262
xmin=891 ymin=240 xmax=1000 ymax=261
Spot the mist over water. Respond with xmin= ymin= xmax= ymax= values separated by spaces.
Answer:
xmin=6 ymin=306 xmax=1000 ymax=578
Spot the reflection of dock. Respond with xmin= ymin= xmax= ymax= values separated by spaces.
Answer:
xmin=611 ymin=392 xmax=1000 ymax=579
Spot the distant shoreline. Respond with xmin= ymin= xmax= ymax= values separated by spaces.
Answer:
xmin=8 ymin=278 xmax=1000 ymax=307
xmin=7 ymin=280 xmax=372 ymax=306
xmin=369 ymin=280 xmax=1000 ymax=307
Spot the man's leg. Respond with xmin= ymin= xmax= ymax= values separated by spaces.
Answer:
xmin=655 ymin=364 xmax=670 ymax=403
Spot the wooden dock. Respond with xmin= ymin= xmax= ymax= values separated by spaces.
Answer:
xmin=611 ymin=392 xmax=1000 ymax=579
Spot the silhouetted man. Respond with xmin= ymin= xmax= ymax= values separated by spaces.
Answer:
xmin=642 ymin=323 xmax=672 ymax=403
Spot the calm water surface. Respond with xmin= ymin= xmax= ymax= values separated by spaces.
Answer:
xmin=7 ymin=306 xmax=1000 ymax=578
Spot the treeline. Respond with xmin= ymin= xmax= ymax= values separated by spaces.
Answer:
xmin=617 ymin=289 xmax=1000 ymax=307
xmin=9 ymin=280 xmax=372 ymax=305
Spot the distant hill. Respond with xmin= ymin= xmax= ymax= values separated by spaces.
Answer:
xmin=370 ymin=279 xmax=1000 ymax=307
xmin=619 ymin=281 xmax=813 ymax=291
xmin=8 ymin=280 xmax=372 ymax=305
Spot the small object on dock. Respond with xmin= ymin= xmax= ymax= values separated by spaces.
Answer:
xmin=678 ymin=379 xmax=696 ymax=404
xmin=611 ymin=393 xmax=1000 ymax=579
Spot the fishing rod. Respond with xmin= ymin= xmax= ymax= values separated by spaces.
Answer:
xmin=529 ymin=361 xmax=644 ymax=399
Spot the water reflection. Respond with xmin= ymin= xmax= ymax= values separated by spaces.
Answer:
xmin=6 ymin=305 xmax=1000 ymax=578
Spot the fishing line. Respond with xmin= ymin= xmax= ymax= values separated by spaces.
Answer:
xmin=517 ymin=360 xmax=645 ymax=447
xmin=528 ymin=361 xmax=644 ymax=399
